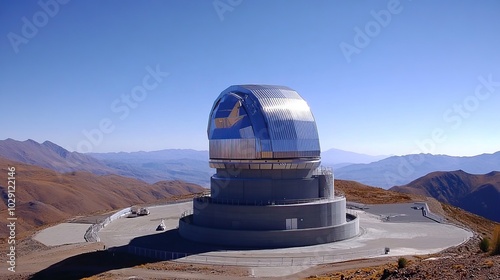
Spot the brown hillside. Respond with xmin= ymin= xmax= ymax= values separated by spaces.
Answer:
xmin=0 ymin=157 xmax=205 ymax=241
xmin=337 ymin=179 xmax=498 ymax=237
xmin=336 ymin=179 xmax=415 ymax=204
xmin=390 ymin=170 xmax=500 ymax=222
xmin=336 ymin=179 xmax=448 ymax=219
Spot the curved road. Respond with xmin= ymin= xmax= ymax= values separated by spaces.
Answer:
xmin=98 ymin=201 xmax=472 ymax=278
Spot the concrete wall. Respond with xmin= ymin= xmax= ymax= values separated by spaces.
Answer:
xmin=216 ymin=168 xmax=313 ymax=179
xmin=192 ymin=198 xmax=347 ymax=230
xmin=211 ymin=176 xmax=321 ymax=201
xmin=318 ymin=174 xmax=333 ymax=199
xmin=85 ymin=207 xmax=131 ymax=242
xmin=179 ymin=213 xmax=359 ymax=248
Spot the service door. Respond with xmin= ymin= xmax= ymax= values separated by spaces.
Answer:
xmin=286 ymin=218 xmax=298 ymax=230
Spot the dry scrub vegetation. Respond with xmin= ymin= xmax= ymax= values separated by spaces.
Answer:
xmin=306 ymin=180 xmax=500 ymax=280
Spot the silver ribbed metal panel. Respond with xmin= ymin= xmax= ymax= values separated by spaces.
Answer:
xmin=208 ymin=85 xmax=320 ymax=160
xmin=209 ymin=139 xmax=257 ymax=159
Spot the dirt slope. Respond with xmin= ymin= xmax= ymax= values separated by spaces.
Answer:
xmin=0 ymin=157 xmax=204 ymax=241
xmin=391 ymin=170 xmax=500 ymax=222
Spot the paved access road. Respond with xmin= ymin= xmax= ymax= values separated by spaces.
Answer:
xmin=34 ymin=223 xmax=90 ymax=246
xmin=97 ymin=201 xmax=472 ymax=277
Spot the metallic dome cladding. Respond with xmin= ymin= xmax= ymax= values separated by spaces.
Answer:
xmin=208 ymin=85 xmax=320 ymax=160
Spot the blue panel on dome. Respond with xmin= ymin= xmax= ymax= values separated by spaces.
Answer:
xmin=209 ymin=93 xmax=254 ymax=139
xmin=208 ymin=85 xmax=320 ymax=159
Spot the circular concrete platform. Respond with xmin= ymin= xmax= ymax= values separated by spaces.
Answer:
xmin=97 ymin=201 xmax=472 ymax=268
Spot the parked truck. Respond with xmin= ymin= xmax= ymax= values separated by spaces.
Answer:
xmin=137 ymin=207 xmax=150 ymax=216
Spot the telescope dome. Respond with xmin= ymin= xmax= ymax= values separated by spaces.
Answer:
xmin=208 ymin=85 xmax=320 ymax=160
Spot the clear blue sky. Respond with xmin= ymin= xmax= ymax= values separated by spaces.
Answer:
xmin=1 ymin=0 xmax=499 ymax=156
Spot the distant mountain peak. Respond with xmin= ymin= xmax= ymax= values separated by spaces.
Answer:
xmin=24 ymin=139 xmax=40 ymax=145
xmin=42 ymin=140 xmax=70 ymax=158
xmin=486 ymin=171 xmax=500 ymax=176
xmin=42 ymin=140 xmax=57 ymax=145
xmin=0 ymin=138 xmax=115 ymax=175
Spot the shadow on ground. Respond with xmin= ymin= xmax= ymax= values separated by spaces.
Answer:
xmin=30 ymin=249 xmax=151 ymax=280
xmin=30 ymin=228 xmax=250 ymax=280
xmin=128 ymin=227 xmax=251 ymax=253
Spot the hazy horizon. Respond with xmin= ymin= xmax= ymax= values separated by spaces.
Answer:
xmin=3 ymin=137 xmax=500 ymax=158
xmin=2 ymin=1 xmax=499 ymax=157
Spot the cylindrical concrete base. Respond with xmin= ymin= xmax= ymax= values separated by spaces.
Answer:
xmin=179 ymin=213 xmax=359 ymax=248
xmin=192 ymin=197 xmax=347 ymax=230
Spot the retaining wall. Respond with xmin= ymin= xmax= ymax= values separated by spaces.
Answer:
xmin=84 ymin=207 xmax=131 ymax=242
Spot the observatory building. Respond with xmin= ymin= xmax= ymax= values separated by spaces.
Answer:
xmin=179 ymin=85 xmax=359 ymax=247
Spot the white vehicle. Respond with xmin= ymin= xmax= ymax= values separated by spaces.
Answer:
xmin=156 ymin=219 xmax=166 ymax=231
xmin=137 ymin=207 xmax=150 ymax=216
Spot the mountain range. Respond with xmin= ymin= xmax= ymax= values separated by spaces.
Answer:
xmin=320 ymin=148 xmax=389 ymax=168
xmin=0 ymin=139 xmax=212 ymax=186
xmin=88 ymin=149 xmax=212 ymax=187
xmin=2 ymin=139 xmax=500 ymax=191
xmin=0 ymin=138 xmax=116 ymax=174
xmin=1 ymin=138 xmax=499 ymax=232
xmin=0 ymin=139 xmax=389 ymax=187
xmin=335 ymin=152 xmax=500 ymax=189
xmin=390 ymin=170 xmax=500 ymax=222
xmin=0 ymin=156 xmax=204 ymax=240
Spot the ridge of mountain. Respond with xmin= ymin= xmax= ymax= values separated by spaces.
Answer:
xmin=0 ymin=138 xmax=115 ymax=175
xmin=336 ymin=152 xmax=500 ymax=188
xmin=390 ymin=170 xmax=500 ymax=222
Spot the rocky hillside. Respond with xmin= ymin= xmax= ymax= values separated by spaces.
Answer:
xmin=390 ymin=170 xmax=500 ymax=222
